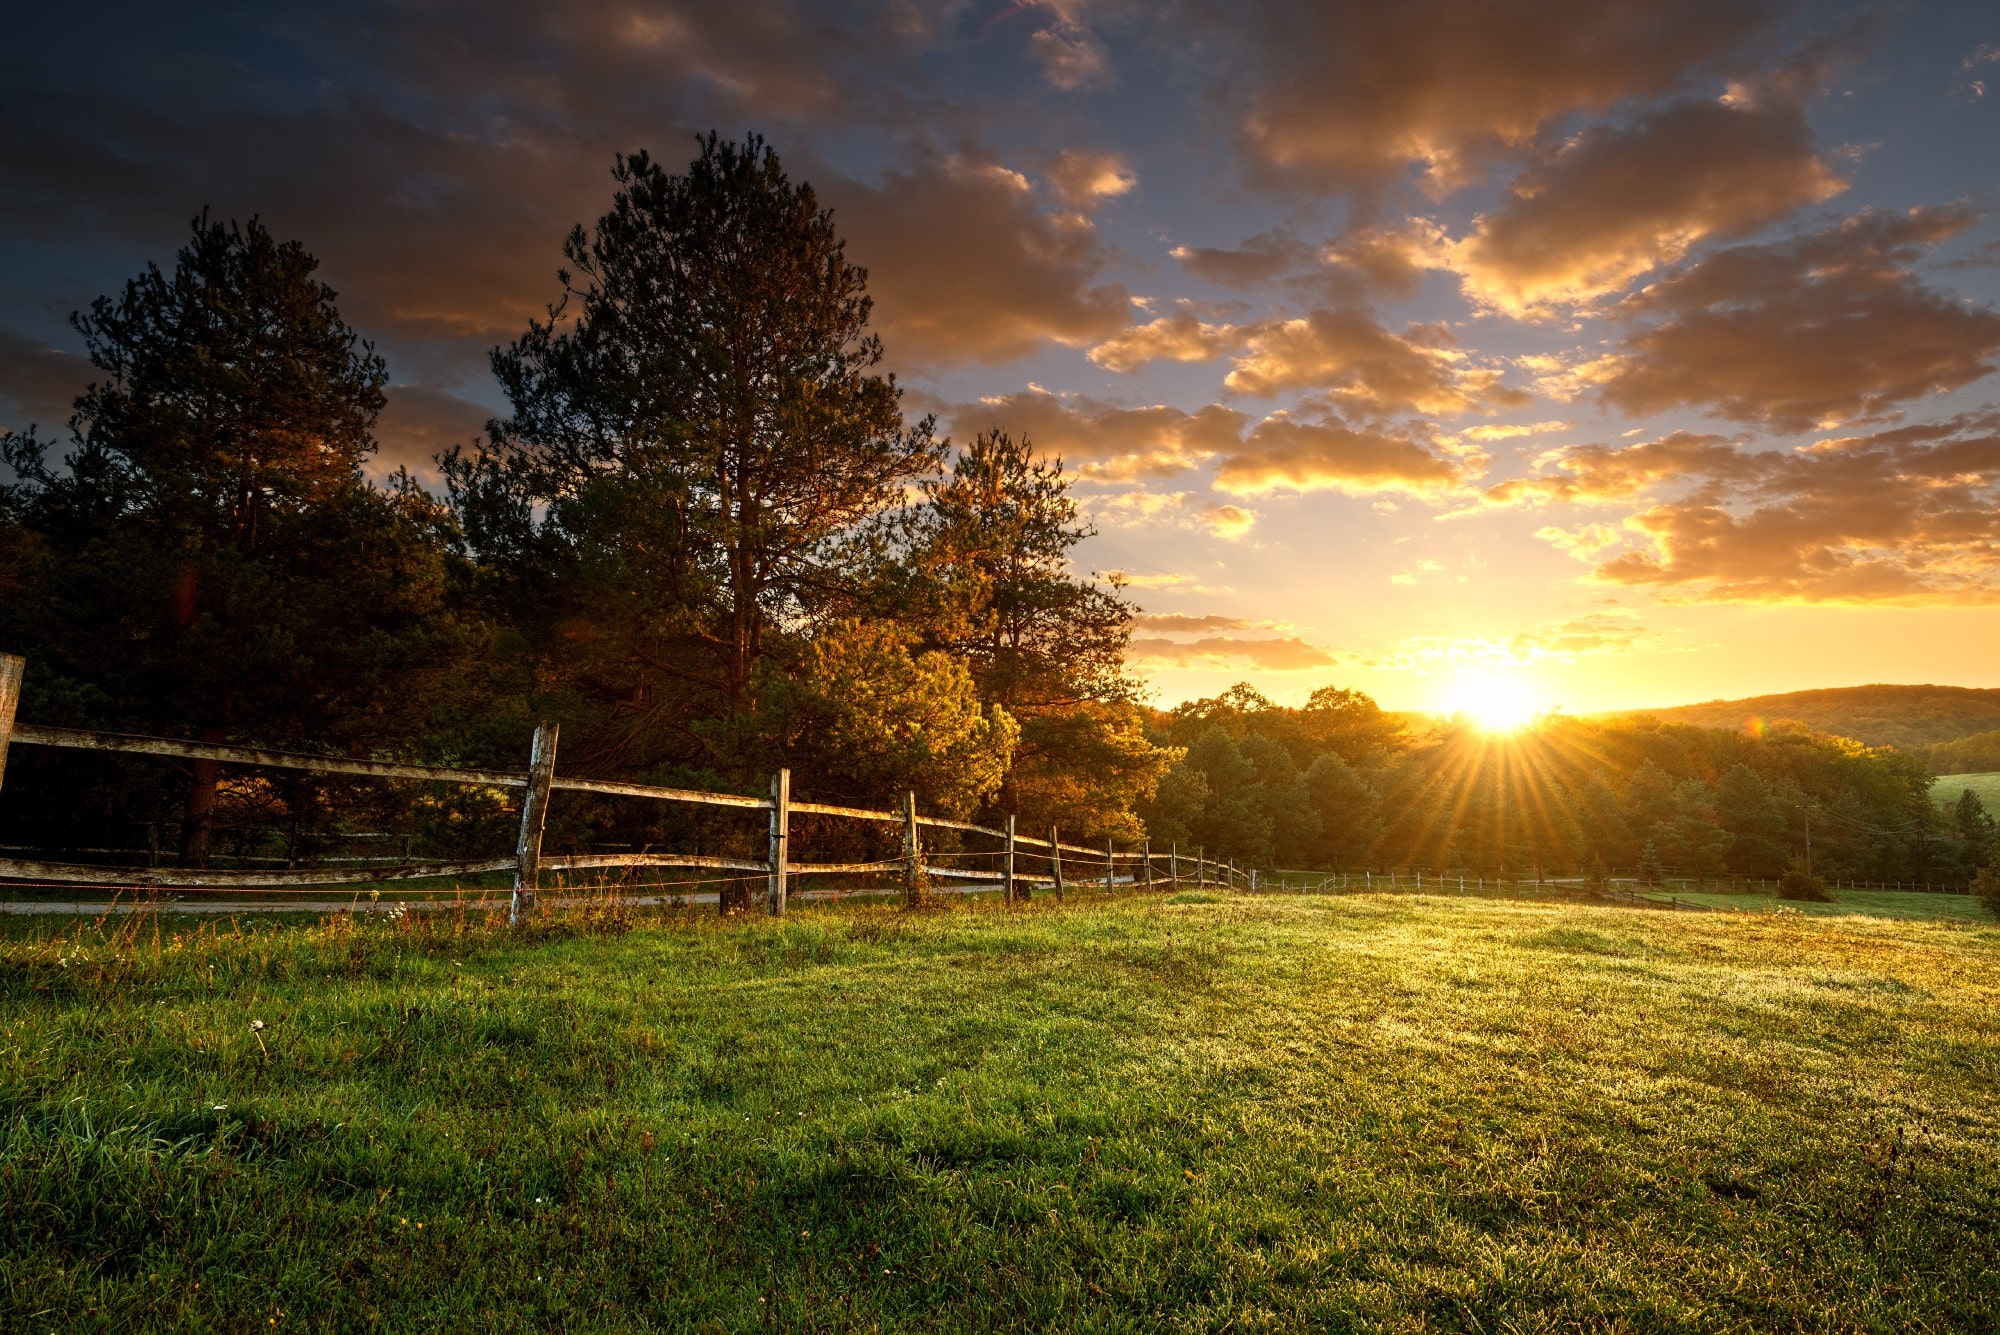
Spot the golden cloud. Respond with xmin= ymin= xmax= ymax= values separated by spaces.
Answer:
xmin=1212 ymin=415 xmax=1472 ymax=497
xmin=1127 ymin=634 xmax=1338 ymax=671
xmin=1591 ymin=206 xmax=2000 ymax=431
xmin=1047 ymin=150 xmax=1135 ymax=208
xmin=1223 ymin=309 xmax=1528 ymax=415
xmin=1087 ymin=312 xmax=1240 ymax=373
xmin=1524 ymin=415 xmax=2000 ymax=604
xmin=1453 ymin=97 xmax=1845 ymax=313
xmin=942 ymin=388 xmax=1249 ymax=481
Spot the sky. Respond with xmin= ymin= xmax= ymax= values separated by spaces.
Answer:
xmin=4 ymin=1 xmax=1999 ymax=717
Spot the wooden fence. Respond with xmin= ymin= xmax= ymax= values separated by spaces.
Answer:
xmin=0 ymin=653 xmax=1249 ymax=920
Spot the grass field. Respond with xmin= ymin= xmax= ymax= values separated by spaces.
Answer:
xmin=3 ymin=891 xmax=1997 ymax=1331
xmin=1639 ymin=886 xmax=1992 ymax=922
xmin=1934 ymin=771 xmax=2000 ymax=810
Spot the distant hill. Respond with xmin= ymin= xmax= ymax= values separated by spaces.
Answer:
xmin=1601 ymin=685 xmax=2000 ymax=754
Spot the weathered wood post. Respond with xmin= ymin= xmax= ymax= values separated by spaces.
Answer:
xmin=1250 ymin=867 xmax=1259 ymax=892
xmin=1169 ymin=842 xmax=1178 ymax=885
xmin=511 ymin=721 xmax=559 ymax=926
xmin=1050 ymin=825 xmax=1064 ymax=899
xmin=1143 ymin=839 xmax=1153 ymax=890
xmin=1003 ymin=814 xmax=1018 ymax=903
xmin=901 ymin=790 xmax=922 ymax=908
xmin=1197 ymin=845 xmax=1205 ymax=886
xmin=768 ymin=768 xmax=790 ymax=917
xmin=1105 ymin=836 xmax=1114 ymax=891
xmin=0 ymin=653 xmax=22 ymax=795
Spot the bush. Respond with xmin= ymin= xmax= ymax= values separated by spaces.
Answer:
xmin=1972 ymin=866 xmax=2000 ymax=920
xmin=1778 ymin=858 xmax=1834 ymax=903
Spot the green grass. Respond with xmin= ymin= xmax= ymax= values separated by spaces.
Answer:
xmin=3 ymin=892 xmax=1998 ymax=1331
xmin=1640 ymin=886 xmax=1992 ymax=922
xmin=1934 ymin=771 xmax=2000 ymax=810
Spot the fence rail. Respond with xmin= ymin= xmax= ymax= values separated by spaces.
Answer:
xmin=0 ymin=652 xmax=1252 ymax=919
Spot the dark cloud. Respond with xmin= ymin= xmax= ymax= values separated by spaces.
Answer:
xmin=1193 ymin=0 xmax=1793 ymax=191
xmin=1454 ymin=96 xmax=1844 ymax=312
xmin=0 ymin=332 xmax=90 ymax=436
xmin=1587 ymin=207 xmax=2000 ymax=431
xmin=826 ymin=154 xmax=1132 ymax=366
xmin=1170 ymin=230 xmax=1314 ymax=287
xmin=937 ymin=388 xmax=1246 ymax=481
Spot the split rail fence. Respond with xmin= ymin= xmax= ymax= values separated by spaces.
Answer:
xmin=0 ymin=653 xmax=1252 ymax=921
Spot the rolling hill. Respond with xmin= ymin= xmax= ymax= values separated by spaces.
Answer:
xmin=1601 ymin=684 xmax=2000 ymax=753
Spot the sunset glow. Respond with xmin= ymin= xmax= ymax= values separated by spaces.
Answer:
xmin=1 ymin=4 xmax=1997 ymax=716
xmin=1436 ymin=671 xmax=1548 ymax=734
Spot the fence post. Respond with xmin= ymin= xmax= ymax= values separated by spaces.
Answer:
xmin=1050 ymin=825 xmax=1064 ymax=899
xmin=511 ymin=721 xmax=559 ymax=926
xmin=902 ymin=790 xmax=922 ymax=908
xmin=1004 ymin=814 xmax=1018 ymax=902
xmin=1170 ymin=842 xmax=1178 ymax=885
xmin=768 ymin=768 xmax=790 ymax=917
xmin=1143 ymin=839 xmax=1153 ymax=890
xmin=1251 ymin=867 xmax=1258 ymax=892
xmin=1106 ymin=836 xmax=1114 ymax=891
xmin=0 ymin=653 xmax=22 ymax=795
xmin=1197 ymin=846 xmax=1205 ymax=887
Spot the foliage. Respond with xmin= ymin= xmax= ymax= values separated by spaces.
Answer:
xmin=445 ymin=135 xmax=939 ymax=777
xmin=0 ymin=215 xmax=479 ymax=865
xmin=745 ymin=620 xmax=1016 ymax=820
xmin=1778 ymin=857 xmax=1835 ymax=902
xmin=1972 ymin=865 xmax=2000 ymax=920
xmin=1613 ymin=684 xmax=2000 ymax=751
xmin=2 ymin=896 xmax=1996 ymax=1329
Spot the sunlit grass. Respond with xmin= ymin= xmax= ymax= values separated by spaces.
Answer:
xmin=2 ymin=892 xmax=1996 ymax=1330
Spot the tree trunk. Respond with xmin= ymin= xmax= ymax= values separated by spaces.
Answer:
xmin=179 ymin=726 xmax=226 ymax=868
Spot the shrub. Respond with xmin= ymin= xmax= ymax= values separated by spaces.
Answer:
xmin=1972 ymin=866 xmax=2000 ymax=920
xmin=1778 ymin=858 xmax=1835 ymax=903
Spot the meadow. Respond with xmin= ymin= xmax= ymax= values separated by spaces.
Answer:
xmin=1933 ymin=771 xmax=2000 ymax=811
xmin=2 ymin=890 xmax=1996 ymax=1332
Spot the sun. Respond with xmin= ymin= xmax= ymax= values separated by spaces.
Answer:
xmin=1436 ymin=670 xmax=1547 ymax=734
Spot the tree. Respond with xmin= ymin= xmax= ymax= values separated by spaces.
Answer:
xmin=1637 ymin=840 xmax=1665 ymax=887
xmin=889 ymin=429 xmax=1174 ymax=835
xmin=447 ymin=135 xmax=938 ymax=776
xmin=0 ymin=214 xmax=472 ymax=865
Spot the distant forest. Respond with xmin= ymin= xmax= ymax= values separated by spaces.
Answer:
xmin=2 ymin=135 xmax=1995 ymax=889
xmin=1607 ymin=685 xmax=2000 ymax=755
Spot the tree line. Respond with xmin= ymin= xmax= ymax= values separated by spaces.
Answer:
xmin=1136 ymin=684 xmax=1999 ymax=888
xmin=3 ymin=132 xmax=1993 ymax=899
xmin=0 ymin=135 xmax=1172 ymax=900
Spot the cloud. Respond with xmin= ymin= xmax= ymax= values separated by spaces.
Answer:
xmin=1047 ymin=150 xmax=1135 ymax=208
xmin=941 ymin=387 xmax=1247 ymax=481
xmin=1224 ymin=309 xmax=1528 ymax=415
xmin=1517 ymin=415 xmax=2000 ymax=604
xmin=0 ymin=331 xmax=90 ymax=436
xmin=827 ymin=153 xmax=1133 ymax=365
xmin=1585 ymin=207 xmax=2000 ymax=431
xmin=1026 ymin=7 xmax=1109 ymax=90
xmin=1087 ymin=312 xmax=1240 ymax=372
xmin=1205 ymin=0 xmax=1792 ymax=191
xmin=1476 ymin=430 xmax=1760 ymax=509
xmin=1106 ymin=570 xmax=1230 ymax=593
xmin=1131 ymin=612 xmax=1263 ymax=633
xmin=1371 ymin=612 xmax=1659 ymax=671
xmin=1087 ymin=490 xmax=1259 ymax=540
xmin=372 ymin=385 xmax=498 ymax=480
xmin=1127 ymin=635 xmax=1337 ymax=671
xmin=1170 ymin=230 xmax=1314 ymax=287
xmin=1452 ymin=96 xmax=1845 ymax=313
xmin=1212 ymin=414 xmax=1474 ymax=497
